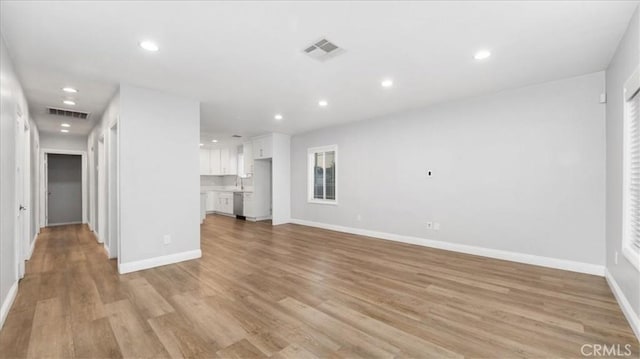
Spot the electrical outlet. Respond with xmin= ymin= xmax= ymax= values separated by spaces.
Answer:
xmin=356 ymin=214 xmax=362 ymax=221
xmin=426 ymin=221 xmax=433 ymax=229
xmin=434 ymin=222 xmax=440 ymax=231
xmin=614 ymin=251 xmax=619 ymax=265
xmin=163 ymin=234 xmax=171 ymax=245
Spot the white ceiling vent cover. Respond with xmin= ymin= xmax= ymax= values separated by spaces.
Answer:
xmin=303 ymin=38 xmax=344 ymax=61
xmin=47 ymin=107 xmax=91 ymax=120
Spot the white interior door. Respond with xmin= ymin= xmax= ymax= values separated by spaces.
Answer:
xmin=22 ymin=122 xmax=31 ymax=263
xmin=15 ymin=116 xmax=26 ymax=278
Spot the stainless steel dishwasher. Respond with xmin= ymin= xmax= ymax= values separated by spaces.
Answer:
xmin=233 ymin=192 xmax=244 ymax=217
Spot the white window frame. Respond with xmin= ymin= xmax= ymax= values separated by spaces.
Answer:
xmin=622 ymin=65 xmax=640 ymax=272
xmin=307 ymin=145 xmax=338 ymax=205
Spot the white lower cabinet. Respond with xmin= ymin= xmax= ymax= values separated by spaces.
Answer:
xmin=206 ymin=191 xmax=216 ymax=211
xmin=216 ymin=192 xmax=234 ymax=214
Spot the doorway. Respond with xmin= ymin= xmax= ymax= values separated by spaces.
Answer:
xmin=40 ymin=149 xmax=87 ymax=228
xmin=46 ymin=154 xmax=83 ymax=226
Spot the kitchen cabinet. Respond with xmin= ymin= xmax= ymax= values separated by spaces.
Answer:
xmin=216 ymin=192 xmax=234 ymax=214
xmin=200 ymin=146 xmax=238 ymax=176
xmin=199 ymin=149 xmax=211 ymax=175
xmin=252 ymin=135 xmax=272 ymax=159
xmin=243 ymin=142 xmax=254 ymax=176
xmin=220 ymin=147 xmax=237 ymax=175
xmin=205 ymin=191 xmax=216 ymax=211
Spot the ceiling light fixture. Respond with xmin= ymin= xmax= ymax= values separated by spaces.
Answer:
xmin=61 ymin=123 xmax=71 ymax=127
xmin=211 ymin=139 xmax=218 ymax=143
xmin=63 ymin=100 xmax=76 ymax=106
xmin=274 ymin=114 xmax=283 ymax=120
xmin=60 ymin=129 xmax=69 ymax=133
xmin=62 ymin=87 xmax=78 ymax=93
xmin=318 ymin=100 xmax=328 ymax=107
xmin=140 ymin=40 xmax=159 ymax=52
xmin=474 ymin=50 xmax=491 ymax=60
xmin=381 ymin=79 xmax=393 ymax=88
xmin=199 ymin=143 xmax=204 ymax=146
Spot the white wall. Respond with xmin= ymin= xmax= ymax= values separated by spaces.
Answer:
xmin=291 ymin=72 xmax=606 ymax=269
xmin=0 ymin=34 xmax=31 ymax=327
xmin=605 ymin=6 xmax=640 ymax=335
xmin=272 ymin=133 xmax=291 ymax=225
xmin=118 ymin=84 xmax=200 ymax=271
xmin=40 ymin=132 xmax=87 ymax=152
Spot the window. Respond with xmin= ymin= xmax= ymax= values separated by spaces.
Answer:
xmin=623 ymin=66 xmax=640 ymax=271
xmin=308 ymin=145 xmax=337 ymax=204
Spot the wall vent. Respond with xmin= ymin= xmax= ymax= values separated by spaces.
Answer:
xmin=47 ymin=107 xmax=90 ymax=120
xmin=303 ymin=38 xmax=344 ymax=61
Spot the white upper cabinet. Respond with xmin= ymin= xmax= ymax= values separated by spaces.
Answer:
xmin=253 ymin=135 xmax=272 ymax=159
xmin=200 ymin=145 xmax=239 ymax=176
xmin=199 ymin=149 xmax=211 ymax=175
xmin=220 ymin=146 xmax=237 ymax=175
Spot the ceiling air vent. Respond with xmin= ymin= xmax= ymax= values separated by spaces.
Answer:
xmin=303 ymin=38 xmax=344 ymax=62
xmin=232 ymin=134 xmax=242 ymax=138
xmin=47 ymin=107 xmax=90 ymax=120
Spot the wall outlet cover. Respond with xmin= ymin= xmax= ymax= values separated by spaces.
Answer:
xmin=163 ymin=234 xmax=171 ymax=245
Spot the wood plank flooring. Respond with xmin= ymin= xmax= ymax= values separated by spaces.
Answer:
xmin=1 ymin=216 xmax=638 ymax=358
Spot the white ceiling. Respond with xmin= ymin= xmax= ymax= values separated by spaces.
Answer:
xmin=1 ymin=1 xmax=637 ymax=137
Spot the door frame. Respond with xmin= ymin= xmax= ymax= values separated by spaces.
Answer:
xmin=40 ymin=148 xmax=87 ymax=227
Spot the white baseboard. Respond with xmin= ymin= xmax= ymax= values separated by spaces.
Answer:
xmin=290 ymin=218 xmax=605 ymax=276
xmin=28 ymin=233 xmax=39 ymax=259
xmin=605 ymin=269 xmax=640 ymax=340
xmin=118 ymin=249 xmax=202 ymax=274
xmin=104 ymin=243 xmax=111 ymax=258
xmin=0 ymin=280 xmax=19 ymax=330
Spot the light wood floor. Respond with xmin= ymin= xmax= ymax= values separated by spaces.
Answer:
xmin=0 ymin=216 xmax=638 ymax=358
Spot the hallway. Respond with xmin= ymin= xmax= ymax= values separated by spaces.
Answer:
xmin=0 ymin=217 xmax=638 ymax=358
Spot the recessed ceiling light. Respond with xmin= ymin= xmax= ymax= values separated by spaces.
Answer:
xmin=318 ymin=100 xmax=328 ymax=107
xmin=61 ymin=123 xmax=71 ymax=127
xmin=63 ymin=100 xmax=76 ymax=106
xmin=474 ymin=50 xmax=491 ymax=60
xmin=199 ymin=143 xmax=204 ymax=146
xmin=139 ymin=40 xmax=159 ymax=52
xmin=211 ymin=139 xmax=218 ymax=143
xmin=62 ymin=87 xmax=78 ymax=93
xmin=381 ymin=79 xmax=393 ymax=88
xmin=274 ymin=114 xmax=283 ymax=120
xmin=60 ymin=129 xmax=69 ymax=133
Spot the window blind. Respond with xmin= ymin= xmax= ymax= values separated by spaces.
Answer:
xmin=625 ymin=91 xmax=640 ymax=252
